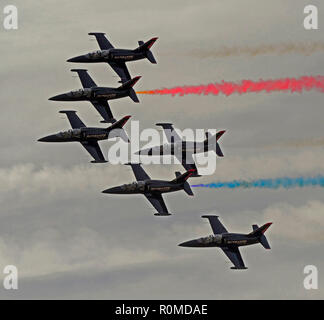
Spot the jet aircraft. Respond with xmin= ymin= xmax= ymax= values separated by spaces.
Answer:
xmin=38 ymin=110 xmax=130 ymax=163
xmin=67 ymin=33 xmax=158 ymax=83
xmin=179 ymin=215 xmax=272 ymax=269
xmin=102 ymin=163 xmax=195 ymax=215
xmin=49 ymin=69 xmax=140 ymax=123
xmin=136 ymin=123 xmax=225 ymax=176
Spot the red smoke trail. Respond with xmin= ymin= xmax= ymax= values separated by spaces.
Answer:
xmin=137 ymin=75 xmax=324 ymax=97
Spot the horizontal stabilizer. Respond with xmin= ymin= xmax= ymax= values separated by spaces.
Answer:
xmin=215 ymin=143 xmax=224 ymax=157
xmin=129 ymin=88 xmax=139 ymax=103
xmin=183 ymin=181 xmax=194 ymax=196
xmin=146 ymin=50 xmax=157 ymax=64
xmin=259 ymin=234 xmax=271 ymax=249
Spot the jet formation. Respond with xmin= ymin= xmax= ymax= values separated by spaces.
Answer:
xmin=39 ymin=32 xmax=272 ymax=270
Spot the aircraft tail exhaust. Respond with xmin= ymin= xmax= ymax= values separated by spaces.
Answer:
xmin=135 ymin=38 xmax=158 ymax=64
xmin=249 ymin=223 xmax=272 ymax=249
xmin=118 ymin=76 xmax=141 ymax=103
xmin=204 ymin=130 xmax=226 ymax=157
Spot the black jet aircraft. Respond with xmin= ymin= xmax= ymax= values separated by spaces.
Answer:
xmin=136 ymin=123 xmax=226 ymax=176
xmin=102 ymin=163 xmax=195 ymax=216
xmin=179 ymin=215 xmax=272 ymax=270
xmin=67 ymin=33 xmax=158 ymax=83
xmin=38 ymin=110 xmax=130 ymax=163
xmin=49 ymin=69 xmax=140 ymax=123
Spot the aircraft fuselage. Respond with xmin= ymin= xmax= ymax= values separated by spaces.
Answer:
xmin=140 ymin=141 xmax=215 ymax=156
xmin=179 ymin=233 xmax=259 ymax=248
xmin=68 ymin=49 xmax=145 ymax=64
xmin=38 ymin=127 xmax=109 ymax=143
xmin=49 ymin=86 xmax=129 ymax=102
xmin=103 ymin=180 xmax=183 ymax=195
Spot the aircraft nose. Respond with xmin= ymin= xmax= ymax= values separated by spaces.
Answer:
xmin=178 ymin=240 xmax=198 ymax=247
xmin=67 ymin=55 xmax=89 ymax=63
xmin=102 ymin=186 xmax=123 ymax=194
xmin=49 ymin=93 xmax=69 ymax=101
xmin=37 ymin=134 xmax=60 ymax=142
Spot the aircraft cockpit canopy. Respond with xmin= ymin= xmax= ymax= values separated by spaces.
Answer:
xmin=87 ymin=50 xmax=110 ymax=59
xmin=121 ymin=181 xmax=146 ymax=191
xmin=198 ymin=234 xmax=222 ymax=244
xmin=58 ymin=128 xmax=81 ymax=139
xmin=69 ymin=89 xmax=84 ymax=97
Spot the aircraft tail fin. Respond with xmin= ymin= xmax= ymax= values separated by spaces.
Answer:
xmin=173 ymin=172 xmax=194 ymax=196
xmin=107 ymin=115 xmax=131 ymax=142
xmin=171 ymin=169 xmax=196 ymax=184
xmin=108 ymin=115 xmax=131 ymax=130
xmin=249 ymin=223 xmax=272 ymax=249
xmin=118 ymin=76 xmax=141 ymax=102
xmin=118 ymin=76 xmax=141 ymax=89
xmin=135 ymin=37 xmax=158 ymax=64
xmin=204 ymin=130 xmax=226 ymax=157
xmin=136 ymin=37 xmax=158 ymax=51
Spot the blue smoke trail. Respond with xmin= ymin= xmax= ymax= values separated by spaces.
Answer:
xmin=191 ymin=175 xmax=324 ymax=189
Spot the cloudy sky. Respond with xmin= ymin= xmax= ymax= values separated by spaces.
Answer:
xmin=0 ymin=0 xmax=323 ymax=299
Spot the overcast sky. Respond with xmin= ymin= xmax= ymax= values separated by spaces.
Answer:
xmin=0 ymin=0 xmax=323 ymax=299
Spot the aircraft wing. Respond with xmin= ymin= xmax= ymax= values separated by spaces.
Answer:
xmin=127 ymin=163 xmax=150 ymax=181
xmin=59 ymin=110 xmax=85 ymax=129
xmin=145 ymin=193 xmax=169 ymax=215
xmin=222 ymin=246 xmax=247 ymax=269
xmin=202 ymin=215 xmax=228 ymax=234
xmin=91 ymin=100 xmax=116 ymax=123
xmin=81 ymin=141 xmax=106 ymax=163
xmin=108 ymin=61 xmax=131 ymax=83
xmin=156 ymin=123 xmax=182 ymax=144
xmin=71 ymin=69 xmax=97 ymax=88
xmin=89 ymin=32 xmax=114 ymax=50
